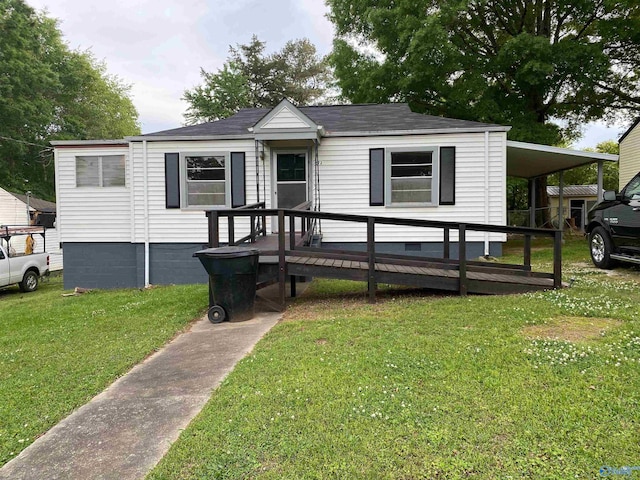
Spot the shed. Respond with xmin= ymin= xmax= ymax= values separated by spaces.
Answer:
xmin=546 ymin=185 xmax=598 ymax=231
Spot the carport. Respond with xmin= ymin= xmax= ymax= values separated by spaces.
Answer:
xmin=506 ymin=140 xmax=619 ymax=229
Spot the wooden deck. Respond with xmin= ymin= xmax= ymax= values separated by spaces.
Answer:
xmin=206 ymin=206 xmax=562 ymax=308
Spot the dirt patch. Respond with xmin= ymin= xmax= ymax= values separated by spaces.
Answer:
xmin=315 ymin=338 xmax=328 ymax=345
xmin=522 ymin=316 xmax=622 ymax=342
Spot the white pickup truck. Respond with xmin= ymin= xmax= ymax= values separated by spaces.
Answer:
xmin=0 ymin=226 xmax=50 ymax=292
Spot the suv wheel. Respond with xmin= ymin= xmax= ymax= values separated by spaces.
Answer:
xmin=589 ymin=227 xmax=616 ymax=269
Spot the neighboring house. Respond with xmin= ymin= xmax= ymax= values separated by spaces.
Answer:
xmin=546 ymin=185 xmax=598 ymax=231
xmin=619 ymin=118 xmax=640 ymax=190
xmin=0 ymin=188 xmax=63 ymax=271
xmin=52 ymin=100 xmax=614 ymax=289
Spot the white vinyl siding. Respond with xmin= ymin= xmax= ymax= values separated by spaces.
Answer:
xmin=318 ymin=132 xmax=507 ymax=243
xmin=55 ymin=146 xmax=131 ymax=242
xmin=620 ymin=124 xmax=640 ymax=190
xmin=131 ymin=140 xmax=261 ymax=244
xmin=260 ymin=107 xmax=310 ymax=129
xmin=55 ymin=132 xmax=507 ymax=247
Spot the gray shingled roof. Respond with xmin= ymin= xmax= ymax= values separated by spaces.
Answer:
xmin=547 ymin=185 xmax=598 ymax=197
xmin=143 ymin=103 xmax=504 ymax=137
xmin=9 ymin=192 xmax=56 ymax=213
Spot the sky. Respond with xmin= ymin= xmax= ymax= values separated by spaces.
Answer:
xmin=27 ymin=0 xmax=628 ymax=149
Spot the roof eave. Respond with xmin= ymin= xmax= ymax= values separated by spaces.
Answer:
xmin=50 ymin=139 xmax=128 ymax=147
xmin=507 ymin=140 xmax=619 ymax=162
xmin=126 ymin=134 xmax=255 ymax=142
xmin=325 ymin=126 xmax=511 ymax=137
xmin=619 ymin=117 xmax=640 ymax=144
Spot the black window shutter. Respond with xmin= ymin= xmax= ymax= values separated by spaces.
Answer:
xmin=370 ymin=148 xmax=385 ymax=206
xmin=231 ymin=152 xmax=246 ymax=208
xmin=439 ymin=147 xmax=455 ymax=205
xmin=164 ymin=153 xmax=180 ymax=209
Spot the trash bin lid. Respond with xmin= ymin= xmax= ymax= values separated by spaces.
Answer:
xmin=193 ymin=246 xmax=260 ymax=259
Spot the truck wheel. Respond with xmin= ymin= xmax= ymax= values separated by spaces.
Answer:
xmin=589 ymin=227 xmax=616 ymax=269
xmin=207 ymin=305 xmax=226 ymax=324
xmin=19 ymin=271 xmax=39 ymax=293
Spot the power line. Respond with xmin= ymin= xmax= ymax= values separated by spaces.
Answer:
xmin=0 ymin=136 xmax=54 ymax=151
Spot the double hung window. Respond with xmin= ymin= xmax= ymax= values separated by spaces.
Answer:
xmin=387 ymin=148 xmax=437 ymax=205
xmin=76 ymin=155 xmax=126 ymax=187
xmin=184 ymin=154 xmax=227 ymax=207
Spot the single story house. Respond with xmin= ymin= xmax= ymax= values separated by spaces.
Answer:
xmin=52 ymin=100 xmax=617 ymax=289
xmin=546 ymin=185 xmax=598 ymax=231
xmin=619 ymin=118 xmax=640 ymax=190
xmin=0 ymin=187 xmax=63 ymax=270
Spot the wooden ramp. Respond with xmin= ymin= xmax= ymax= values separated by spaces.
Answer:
xmin=286 ymin=255 xmax=554 ymax=294
xmin=206 ymin=205 xmax=562 ymax=308
xmin=254 ymin=245 xmax=555 ymax=298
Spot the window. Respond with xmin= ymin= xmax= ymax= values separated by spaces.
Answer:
xmin=183 ymin=154 xmax=227 ymax=207
xmin=386 ymin=148 xmax=438 ymax=205
xmin=76 ymin=155 xmax=126 ymax=187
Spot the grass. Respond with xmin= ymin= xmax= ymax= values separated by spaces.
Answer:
xmin=0 ymin=275 xmax=207 ymax=466
xmin=148 ymin=236 xmax=640 ymax=479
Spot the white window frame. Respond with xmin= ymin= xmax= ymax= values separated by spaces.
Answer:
xmin=180 ymin=152 xmax=231 ymax=209
xmin=75 ymin=155 xmax=127 ymax=188
xmin=385 ymin=147 xmax=439 ymax=207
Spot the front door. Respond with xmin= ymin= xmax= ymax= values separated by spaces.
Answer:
xmin=272 ymin=152 xmax=308 ymax=232
xmin=275 ymin=152 xmax=307 ymax=208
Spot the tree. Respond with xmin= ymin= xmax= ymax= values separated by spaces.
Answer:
xmin=0 ymin=0 xmax=140 ymax=200
xmin=328 ymin=0 xmax=640 ymax=144
xmin=327 ymin=0 xmax=640 ymax=224
xmin=183 ymin=36 xmax=330 ymax=124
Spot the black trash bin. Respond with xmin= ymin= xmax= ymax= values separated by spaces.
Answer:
xmin=193 ymin=246 xmax=260 ymax=323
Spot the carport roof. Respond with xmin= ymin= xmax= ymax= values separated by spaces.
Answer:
xmin=507 ymin=140 xmax=618 ymax=179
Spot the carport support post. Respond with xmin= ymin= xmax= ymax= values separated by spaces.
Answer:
xmin=558 ymin=171 xmax=564 ymax=234
xmin=529 ymin=178 xmax=537 ymax=228
xmin=553 ymin=230 xmax=562 ymax=289
xmin=597 ymin=161 xmax=604 ymax=200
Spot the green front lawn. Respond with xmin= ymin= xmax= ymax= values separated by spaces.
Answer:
xmin=0 ymin=276 xmax=207 ymax=466
xmin=149 ymin=237 xmax=640 ymax=479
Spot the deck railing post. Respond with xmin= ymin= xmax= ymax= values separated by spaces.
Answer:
xmin=524 ymin=234 xmax=532 ymax=271
xmin=208 ymin=211 xmax=219 ymax=248
xmin=278 ymin=210 xmax=286 ymax=309
xmin=228 ymin=215 xmax=235 ymax=246
xmin=553 ymin=229 xmax=562 ymax=289
xmin=289 ymin=213 xmax=296 ymax=252
xmin=459 ymin=224 xmax=467 ymax=296
xmin=443 ymin=227 xmax=450 ymax=259
xmin=250 ymin=214 xmax=256 ymax=243
xmin=367 ymin=217 xmax=376 ymax=303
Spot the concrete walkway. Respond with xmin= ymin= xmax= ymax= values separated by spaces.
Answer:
xmin=0 ymin=308 xmax=282 ymax=480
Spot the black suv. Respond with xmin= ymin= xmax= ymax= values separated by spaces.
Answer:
xmin=587 ymin=172 xmax=640 ymax=268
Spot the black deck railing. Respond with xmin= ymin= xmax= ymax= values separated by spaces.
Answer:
xmin=204 ymin=207 xmax=562 ymax=304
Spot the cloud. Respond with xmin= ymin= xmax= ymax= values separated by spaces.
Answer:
xmin=294 ymin=0 xmax=335 ymax=54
